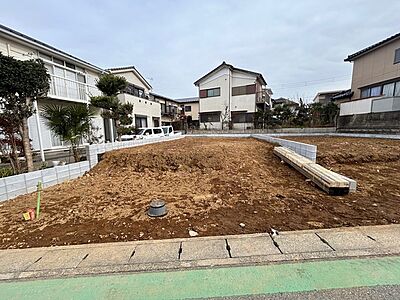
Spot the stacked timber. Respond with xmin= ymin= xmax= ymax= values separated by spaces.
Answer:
xmin=273 ymin=146 xmax=351 ymax=195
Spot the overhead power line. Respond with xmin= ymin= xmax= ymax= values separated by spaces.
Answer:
xmin=270 ymin=74 xmax=352 ymax=90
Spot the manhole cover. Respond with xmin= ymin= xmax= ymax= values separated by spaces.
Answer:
xmin=147 ymin=199 xmax=167 ymax=217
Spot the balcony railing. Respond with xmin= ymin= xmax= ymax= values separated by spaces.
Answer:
xmin=48 ymin=74 xmax=102 ymax=103
xmin=161 ymin=105 xmax=179 ymax=116
xmin=256 ymin=90 xmax=271 ymax=104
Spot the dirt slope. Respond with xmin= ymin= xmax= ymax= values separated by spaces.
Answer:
xmin=0 ymin=137 xmax=399 ymax=249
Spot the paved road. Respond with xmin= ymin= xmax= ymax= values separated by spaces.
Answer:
xmin=1 ymin=256 xmax=399 ymax=299
xmin=214 ymin=285 xmax=400 ymax=300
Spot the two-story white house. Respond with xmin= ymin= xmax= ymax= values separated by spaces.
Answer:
xmin=0 ymin=24 xmax=164 ymax=160
xmin=194 ymin=62 xmax=272 ymax=130
xmin=0 ymin=24 xmax=104 ymax=160
xmin=108 ymin=66 xmax=161 ymax=131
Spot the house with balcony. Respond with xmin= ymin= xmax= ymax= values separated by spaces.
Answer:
xmin=0 ymin=24 xmax=105 ymax=155
xmin=108 ymin=67 xmax=161 ymax=134
xmin=338 ymin=32 xmax=400 ymax=132
xmin=194 ymin=62 xmax=271 ymax=130
xmin=149 ymin=93 xmax=180 ymax=126
xmin=174 ymin=97 xmax=200 ymax=128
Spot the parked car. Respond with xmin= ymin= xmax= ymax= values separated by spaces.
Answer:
xmin=161 ymin=126 xmax=174 ymax=136
xmin=121 ymin=127 xmax=165 ymax=141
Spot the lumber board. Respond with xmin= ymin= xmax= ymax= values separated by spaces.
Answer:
xmin=273 ymin=146 xmax=350 ymax=195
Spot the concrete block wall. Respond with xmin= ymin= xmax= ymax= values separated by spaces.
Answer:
xmin=190 ymin=127 xmax=336 ymax=135
xmin=252 ymin=134 xmax=317 ymax=162
xmin=0 ymin=161 xmax=92 ymax=202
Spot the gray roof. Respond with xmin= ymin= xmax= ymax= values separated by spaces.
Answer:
xmin=150 ymin=92 xmax=175 ymax=102
xmin=194 ymin=62 xmax=267 ymax=86
xmin=331 ymin=89 xmax=354 ymax=100
xmin=345 ymin=32 xmax=400 ymax=61
xmin=107 ymin=65 xmax=152 ymax=89
xmin=174 ymin=97 xmax=199 ymax=103
xmin=0 ymin=23 xmax=104 ymax=72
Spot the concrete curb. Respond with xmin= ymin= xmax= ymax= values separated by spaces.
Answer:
xmin=0 ymin=224 xmax=399 ymax=281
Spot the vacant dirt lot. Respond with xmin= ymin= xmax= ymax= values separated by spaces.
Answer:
xmin=0 ymin=137 xmax=399 ymax=249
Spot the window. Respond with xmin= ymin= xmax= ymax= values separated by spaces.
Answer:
xmin=395 ymin=81 xmax=400 ymax=97
xmin=153 ymin=128 xmax=162 ymax=134
xmin=361 ymin=88 xmax=370 ymax=98
xmin=65 ymin=62 xmax=76 ymax=70
xmin=382 ymin=83 xmax=395 ymax=97
xmin=231 ymin=112 xmax=254 ymax=123
xmin=207 ymin=88 xmax=220 ymax=97
xmin=360 ymin=85 xmax=382 ymax=98
xmin=125 ymin=84 xmax=145 ymax=98
xmin=143 ymin=129 xmax=152 ymax=135
xmin=394 ymin=48 xmax=400 ymax=64
xmin=135 ymin=115 xmax=148 ymax=128
xmin=199 ymin=87 xmax=220 ymax=98
xmin=38 ymin=52 xmax=52 ymax=61
xmin=370 ymin=86 xmax=381 ymax=97
xmin=185 ymin=106 xmax=191 ymax=112
xmin=232 ymin=84 xmax=256 ymax=96
xmin=199 ymin=112 xmax=221 ymax=122
xmin=53 ymin=57 xmax=64 ymax=66
xmin=77 ymin=74 xmax=86 ymax=83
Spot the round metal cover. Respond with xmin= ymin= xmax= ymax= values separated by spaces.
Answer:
xmin=147 ymin=199 xmax=167 ymax=217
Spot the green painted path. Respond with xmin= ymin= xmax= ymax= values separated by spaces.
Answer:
xmin=1 ymin=256 xmax=400 ymax=299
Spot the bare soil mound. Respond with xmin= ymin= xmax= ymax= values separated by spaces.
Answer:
xmin=93 ymin=143 xmax=226 ymax=173
xmin=0 ymin=137 xmax=399 ymax=249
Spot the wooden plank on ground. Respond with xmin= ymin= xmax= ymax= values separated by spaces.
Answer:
xmin=273 ymin=146 xmax=350 ymax=195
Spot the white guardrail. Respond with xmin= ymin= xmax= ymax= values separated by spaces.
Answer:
xmin=0 ymin=135 xmax=184 ymax=202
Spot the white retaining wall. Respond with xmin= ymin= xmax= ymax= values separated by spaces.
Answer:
xmin=0 ymin=161 xmax=90 ymax=202
xmin=188 ymin=133 xmax=318 ymax=162
xmin=252 ymin=134 xmax=317 ymax=162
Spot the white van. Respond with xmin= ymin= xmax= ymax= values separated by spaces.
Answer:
xmin=161 ymin=126 xmax=174 ymax=136
xmin=121 ymin=127 xmax=165 ymax=141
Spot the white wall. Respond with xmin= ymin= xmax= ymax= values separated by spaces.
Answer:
xmin=119 ymin=94 xmax=161 ymax=127
xmin=231 ymin=70 xmax=256 ymax=86
xmin=339 ymin=98 xmax=373 ymax=116
xmin=198 ymin=67 xmax=259 ymax=129
xmin=28 ymin=99 xmax=105 ymax=151
xmin=183 ymin=102 xmax=199 ymax=121
xmin=199 ymin=68 xmax=230 ymax=113
xmin=231 ymin=94 xmax=256 ymax=112
xmin=110 ymin=70 xmax=151 ymax=93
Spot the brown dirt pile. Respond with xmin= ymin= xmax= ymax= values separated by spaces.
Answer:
xmin=0 ymin=137 xmax=399 ymax=249
xmin=94 ymin=142 xmax=225 ymax=173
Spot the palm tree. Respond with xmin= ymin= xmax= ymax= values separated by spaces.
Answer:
xmin=41 ymin=104 xmax=94 ymax=162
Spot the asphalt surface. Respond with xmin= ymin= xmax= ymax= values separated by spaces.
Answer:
xmin=212 ymin=285 xmax=400 ymax=300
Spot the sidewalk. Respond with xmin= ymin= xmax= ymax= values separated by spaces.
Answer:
xmin=0 ymin=224 xmax=399 ymax=281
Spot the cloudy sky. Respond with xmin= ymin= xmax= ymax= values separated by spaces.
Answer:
xmin=1 ymin=0 xmax=399 ymax=102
